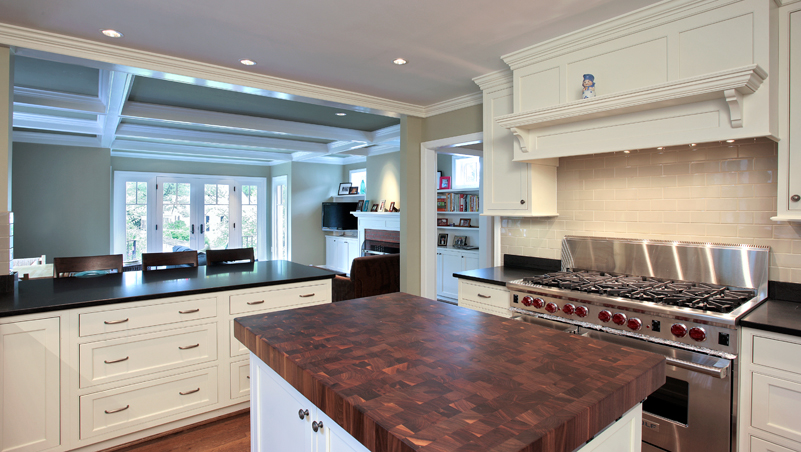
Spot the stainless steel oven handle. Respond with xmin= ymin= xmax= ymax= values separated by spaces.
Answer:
xmin=665 ymin=356 xmax=728 ymax=379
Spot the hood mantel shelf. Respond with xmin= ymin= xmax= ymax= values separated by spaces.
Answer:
xmin=496 ymin=64 xmax=767 ymax=159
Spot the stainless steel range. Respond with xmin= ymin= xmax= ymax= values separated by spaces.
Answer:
xmin=507 ymin=236 xmax=769 ymax=452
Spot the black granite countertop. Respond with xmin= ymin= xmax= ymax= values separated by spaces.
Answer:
xmin=453 ymin=255 xmax=561 ymax=286
xmin=0 ymin=260 xmax=339 ymax=318
xmin=739 ymin=280 xmax=801 ymax=337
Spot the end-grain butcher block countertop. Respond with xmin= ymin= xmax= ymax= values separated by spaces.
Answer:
xmin=234 ymin=293 xmax=665 ymax=452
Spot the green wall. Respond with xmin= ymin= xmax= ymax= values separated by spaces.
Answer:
xmin=422 ymin=104 xmax=482 ymax=142
xmin=13 ymin=142 xmax=111 ymax=259
xmin=342 ymin=152 xmax=401 ymax=209
xmin=289 ymin=162 xmax=342 ymax=265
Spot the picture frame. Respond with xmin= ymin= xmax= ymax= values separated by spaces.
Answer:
xmin=437 ymin=218 xmax=449 ymax=226
xmin=356 ymin=200 xmax=364 ymax=211
xmin=371 ymin=204 xmax=378 ymax=212
xmin=348 ymin=186 xmax=359 ymax=195
xmin=438 ymin=233 xmax=448 ymax=247
xmin=436 ymin=171 xmax=442 ymax=187
xmin=438 ymin=176 xmax=451 ymax=190
xmin=453 ymin=236 xmax=467 ymax=247
xmin=363 ymin=200 xmax=371 ymax=211
xmin=389 ymin=202 xmax=395 ymax=212
xmin=378 ymin=200 xmax=386 ymax=212
xmin=338 ymin=182 xmax=352 ymax=195
xmin=459 ymin=218 xmax=471 ymax=227
xmin=392 ymin=206 xmax=400 ymax=212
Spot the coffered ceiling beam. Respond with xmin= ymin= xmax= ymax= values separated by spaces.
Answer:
xmin=13 ymin=130 xmax=102 ymax=148
xmin=111 ymin=150 xmax=275 ymax=166
xmin=100 ymin=71 xmax=135 ymax=148
xmin=13 ymin=86 xmax=106 ymax=114
xmin=111 ymin=138 xmax=293 ymax=162
xmin=115 ymin=123 xmax=329 ymax=154
xmin=13 ymin=112 xmax=102 ymax=135
xmin=121 ymin=102 xmax=373 ymax=143
xmin=368 ymin=124 xmax=401 ymax=144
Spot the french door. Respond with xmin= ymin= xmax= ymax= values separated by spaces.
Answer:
xmin=272 ymin=175 xmax=288 ymax=260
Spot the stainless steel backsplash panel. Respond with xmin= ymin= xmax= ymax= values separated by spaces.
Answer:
xmin=562 ymin=236 xmax=769 ymax=299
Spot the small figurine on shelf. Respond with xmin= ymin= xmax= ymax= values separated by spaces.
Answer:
xmin=582 ymin=74 xmax=596 ymax=99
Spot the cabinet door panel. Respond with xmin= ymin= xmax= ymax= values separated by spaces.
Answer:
xmin=0 ymin=318 xmax=60 ymax=452
xmin=789 ymin=11 xmax=801 ymax=211
xmin=316 ymin=408 xmax=370 ymax=452
xmin=463 ymin=254 xmax=479 ymax=271
xmin=441 ymin=253 xmax=462 ymax=299
xmin=325 ymin=237 xmax=337 ymax=268
xmin=751 ymin=373 xmax=801 ymax=443
xmin=436 ymin=253 xmax=444 ymax=295
xmin=750 ymin=436 xmax=797 ymax=452
xmin=483 ymin=90 xmax=529 ymax=212
xmin=251 ymin=358 xmax=313 ymax=452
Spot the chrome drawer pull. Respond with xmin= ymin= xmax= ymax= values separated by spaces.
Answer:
xmin=477 ymin=294 xmax=491 ymax=298
xmin=104 ymin=318 xmax=129 ymax=325
xmin=104 ymin=356 xmax=129 ymax=364
xmin=179 ymin=344 xmax=200 ymax=350
xmin=179 ymin=308 xmax=200 ymax=314
xmin=105 ymin=405 xmax=130 ymax=414
xmin=180 ymin=388 xmax=200 ymax=395
xmin=299 ymin=293 xmax=315 ymax=298
xmin=247 ymin=300 xmax=265 ymax=305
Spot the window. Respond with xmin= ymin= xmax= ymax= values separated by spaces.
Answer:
xmin=114 ymin=172 xmax=267 ymax=261
xmin=349 ymin=168 xmax=366 ymax=194
xmin=452 ymin=156 xmax=480 ymax=189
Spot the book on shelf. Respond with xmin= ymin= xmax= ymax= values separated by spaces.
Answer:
xmin=436 ymin=192 xmax=480 ymax=212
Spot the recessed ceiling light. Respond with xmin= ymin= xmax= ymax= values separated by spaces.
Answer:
xmin=239 ymin=59 xmax=256 ymax=66
xmin=101 ymin=29 xmax=123 ymax=38
xmin=690 ymin=143 xmax=697 ymax=147
xmin=657 ymin=147 xmax=665 ymax=150
xmin=726 ymin=139 xmax=735 ymax=143
xmin=623 ymin=150 xmax=631 ymax=154
xmin=335 ymin=112 xmax=347 ymax=116
xmin=393 ymin=58 xmax=407 ymax=65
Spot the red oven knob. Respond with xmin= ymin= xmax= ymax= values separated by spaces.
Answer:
xmin=562 ymin=304 xmax=576 ymax=315
xmin=671 ymin=323 xmax=688 ymax=338
xmin=521 ymin=296 xmax=534 ymax=307
xmin=575 ymin=306 xmax=589 ymax=318
xmin=627 ymin=318 xmax=643 ymax=331
xmin=545 ymin=302 xmax=559 ymax=313
xmin=598 ymin=310 xmax=612 ymax=322
xmin=612 ymin=313 xmax=627 ymax=325
xmin=689 ymin=327 xmax=707 ymax=342
xmin=532 ymin=298 xmax=545 ymax=309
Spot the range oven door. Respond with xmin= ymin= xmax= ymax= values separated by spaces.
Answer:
xmin=580 ymin=329 xmax=733 ymax=452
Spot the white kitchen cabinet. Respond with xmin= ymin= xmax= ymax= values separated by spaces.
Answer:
xmin=775 ymin=5 xmax=801 ymax=221
xmin=250 ymin=354 xmax=369 ymax=452
xmin=738 ymin=327 xmax=801 ymax=452
xmin=0 ymin=317 xmax=60 ymax=452
xmin=436 ymin=249 xmax=480 ymax=301
xmin=458 ymin=279 xmax=511 ymax=318
xmin=473 ymin=71 xmax=558 ymax=217
xmin=325 ymin=236 xmax=359 ymax=273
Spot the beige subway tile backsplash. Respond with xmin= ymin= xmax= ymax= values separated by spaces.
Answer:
xmin=499 ymin=139 xmax=801 ymax=283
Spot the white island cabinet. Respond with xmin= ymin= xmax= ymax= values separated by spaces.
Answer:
xmin=249 ymin=354 xmax=643 ymax=452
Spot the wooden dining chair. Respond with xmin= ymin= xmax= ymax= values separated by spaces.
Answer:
xmin=141 ymin=250 xmax=198 ymax=271
xmin=206 ymin=248 xmax=255 ymax=265
xmin=53 ymin=254 xmax=124 ymax=278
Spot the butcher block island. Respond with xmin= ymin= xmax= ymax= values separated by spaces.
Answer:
xmin=234 ymin=293 xmax=666 ymax=452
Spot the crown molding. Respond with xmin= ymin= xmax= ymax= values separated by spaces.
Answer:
xmin=111 ymin=138 xmax=293 ymax=162
xmin=501 ymin=0 xmax=739 ymax=70
xmin=0 ymin=22 xmax=427 ymax=118
xmin=13 ymin=112 xmax=102 ymax=135
xmin=110 ymin=150 xmax=276 ymax=166
xmin=13 ymin=86 xmax=106 ymax=114
xmin=295 ymin=154 xmax=366 ymax=165
xmin=472 ymin=69 xmax=513 ymax=92
xmin=424 ymin=91 xmax=483 ymax=117
xmin=13 ymin=130 xmax=102 ymax=148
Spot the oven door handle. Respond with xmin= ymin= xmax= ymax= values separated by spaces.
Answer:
xmin=665 ymin=356 xmax=728 ymax=379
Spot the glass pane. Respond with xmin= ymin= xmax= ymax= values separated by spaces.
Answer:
xmin=125 ymin=204 xmax=147 ymax=261
xmin=204 ymin=183 xmax=229 ymax=250
xmin=162 ymin=182 xmax=191 ymax=251
xmin=242 ymin=185 xmax=257 ymax=205
xmin=242 ymin=205 xmax=257 ymax=253
xmin=205 ymin=184 xmax=216 ymax=205
xmin=350 ymin=169 xmax=366 ymax=194
xmin=453 ymin=156 xmax=480 ymax=189
xmin=126 ymin=181 xmax=136 ymax=204
xmin=136 ymin=182 xmax=147 ymax=204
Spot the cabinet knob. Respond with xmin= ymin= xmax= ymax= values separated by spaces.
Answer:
xmin=298 ymin=409 xmax=309 ymax=420
xmin=792 ymin=194 xmax=800 ymax=202
xmin=312 ymin=420 xmax=324 ymax=432
xmin=520 ymin=200 xmax=525 ymax=205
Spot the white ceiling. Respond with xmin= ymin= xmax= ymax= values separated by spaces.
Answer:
xmin=0 ymin=0 xmax=661 ymax=108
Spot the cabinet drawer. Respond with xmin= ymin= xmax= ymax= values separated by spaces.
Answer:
xmin=458 ymin=298 xmax=513 ymax=318
xmin=753 ymin=335 xmax=801 ymax=375
xmin=752 ymin=373 xmax=801 ymax=443
xmin=79 ymin=323 xmax=218 ymax=388
xmin=459 ymin=281 xmax=510 ymax=309
xmin=79 ymin=366 xmax=218 ymax=440
xmin=750 ymin=437 xmax=797 ymax=452
xmin=230 ymin=360 xmax=250 ymax=400
xmin=79 ymin=296 xmax=217 ymax=337
xmin=230 ymin=281 xmax=330 ymax=315
xmin=230 ymin=319 xmax=248 ymax=357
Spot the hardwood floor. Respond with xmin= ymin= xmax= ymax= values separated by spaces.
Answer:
xmin=105 ymin=410 xmax=250 ymax=452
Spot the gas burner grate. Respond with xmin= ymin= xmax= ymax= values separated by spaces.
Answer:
xmin=519 ymin=270 xmax=755 ymax=314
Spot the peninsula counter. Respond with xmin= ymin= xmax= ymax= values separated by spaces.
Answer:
xmin=235 ymin=293 xmax=666 ymax=452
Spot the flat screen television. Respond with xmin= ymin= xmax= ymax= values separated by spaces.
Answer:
xmin=322 ymin=202 xmax=359 ymax=231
